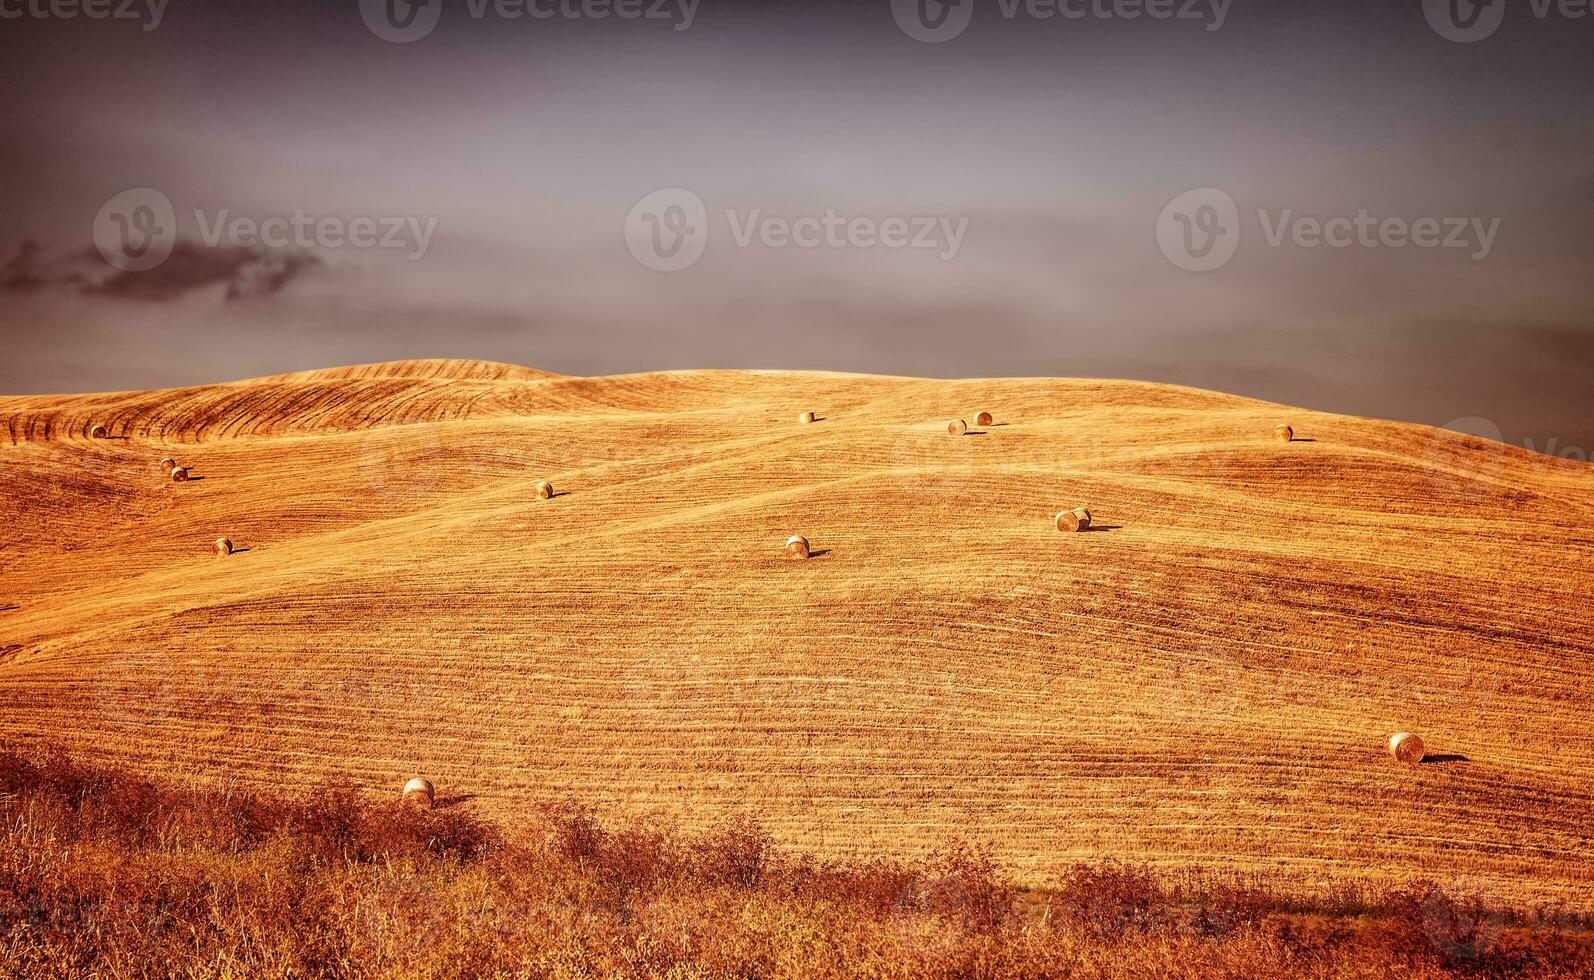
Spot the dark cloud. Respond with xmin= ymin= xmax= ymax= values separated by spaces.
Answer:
xmin=0 ymin=240 xmax=323 ymax=303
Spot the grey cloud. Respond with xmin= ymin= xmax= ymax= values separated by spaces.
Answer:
xmin=0 ymin=240 xmax=323 ymax=303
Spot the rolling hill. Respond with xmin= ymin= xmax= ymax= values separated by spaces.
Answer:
xmin=1 ymin=359 xmax=1590 ymax=909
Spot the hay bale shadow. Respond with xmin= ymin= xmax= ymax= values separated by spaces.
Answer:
xmin=1420 ymin=754 xmax=1469 ymax=765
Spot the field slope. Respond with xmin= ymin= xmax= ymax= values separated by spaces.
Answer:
xmin=1 ymin=360 xmax=1590 ymax=907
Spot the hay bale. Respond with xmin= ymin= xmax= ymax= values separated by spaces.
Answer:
xmin=536 ymin=481 xmax=554 ymax=500
xmin=1055 ymin=508 xmax=1092 ymax=532
xmin=159 ymin=457 xmax=176 ymax=472
xmin=1275 ymin=424 xmax=1294 ymax=443
xmin=90 ymin=424 xmax=107 ymax=439
xmin=212 ymin=537 xmax=234 ymax=557
xmin=1387 ymin=732 xmax=1425 ymax=764
xmin=170 ymin=467 xmax=190 ymax=483
xmin=799 ymin=411 xmax=816 ymax=424
xmin=785 ymin=534 xmax=811 ymax=559
xmin=947 ymin=419 xmax=968 ymax=436
xmin=402 ymin=777 xmax=435 ymax=808
xmin=975 ymin=411 xmax=994 ymax=427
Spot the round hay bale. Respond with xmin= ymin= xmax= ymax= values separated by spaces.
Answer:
xmin=158 ymin=457 xmax=176 ymax=472
xmin=1388 ymin=732 xmax=1425 ymax=764
xmin=535 ymin=481 xmax=554 ymax=500
xmin=975 ymin=411 xmax=994 ymax=427
xmin=947 ymin=419 xmax=968 ymax=436
xmin=1055 ymin=508 xmax=1092 ymax=532
xmin=402 ymin=777 xmax=435 ymax=808
xmin=799 ymin=411 xmax=816 ymax=424
xmin=212 ymin=537 xmax=234 ymax=557
xmin=90 ymin=424 xmax=107 ymax=439
xmin=1275 ymin=424 xmax=1294 ymax=443
xmin=785 ymin=534 xmax=811 ymax=559
xmin=170 ymin=467 xmax=190 ymax=483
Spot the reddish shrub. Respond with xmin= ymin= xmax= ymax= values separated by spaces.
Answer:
xmin=1052 ymin=862 xmax=1168 ymax=938
xmin=691 ymin=816 xmax=771 ymax=890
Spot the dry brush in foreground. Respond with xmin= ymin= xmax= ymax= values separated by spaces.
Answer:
xmin=2 ymin=745 xmax=1591 ymax=979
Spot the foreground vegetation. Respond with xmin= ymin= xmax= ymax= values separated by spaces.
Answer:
xmin=1 ymin=745 xmax=1589 ymax=979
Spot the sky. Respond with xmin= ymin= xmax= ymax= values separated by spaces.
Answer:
xmin=1 ymin=0 xmax=1592 ymax=453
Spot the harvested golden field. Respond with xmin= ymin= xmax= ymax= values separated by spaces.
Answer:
xmin=2 ymin=358 xmax=1591 ymax=912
